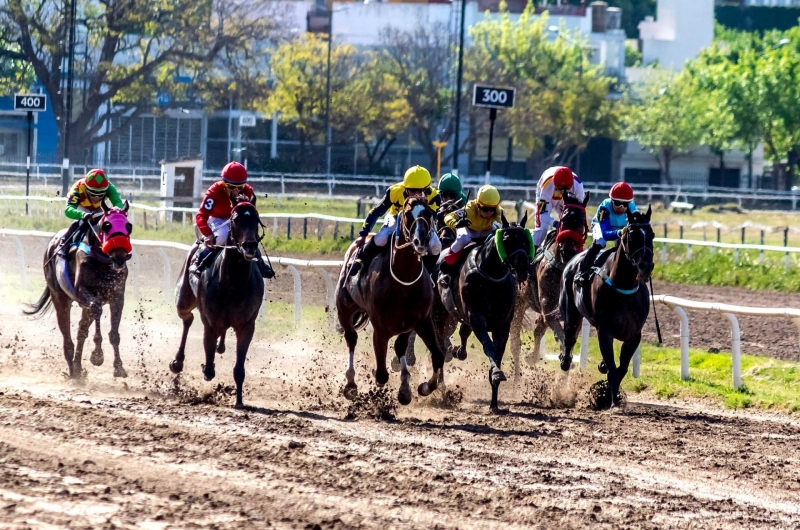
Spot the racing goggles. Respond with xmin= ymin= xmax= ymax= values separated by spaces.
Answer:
xmin=440 ymin=191 xmax=459 ymax=202
xmin=86 ymin=188 xmax=106 ymax=199
xmin=478 ymin=204 xmax=497 ymax=214
xmin=225 ymin=182 xmax=245 ymax=193
xmin=611 ymin=199 xmax=630 ymax=208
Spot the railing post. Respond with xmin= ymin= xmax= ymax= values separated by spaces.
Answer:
xmin=724 ymin=313 xmax=742 ymax=389
xmin=334 ymin=221 xmax=339 ymax=240
xmin=287 ymin=265 xmax=302 ymax=326
xmin=784 ymin=228 xmax=790 ymax=271
xmin=317 ymin=219 xmax=323 ymax=241
xmin=661 ymin=242 xmax=667 ymax=267
xmin=579 ymin=318 xmax=590 ymax=371
xmin=303 ymin=218 xmax=308 ymax=239
xmin=686 ymin=244 xmax=692 ymax=260
xmin=670 ymin=305 xmax=690 ymax=381
xmin=272 ymin=218 xmax=278 ymax=239
xmin=287 ymin=218 xmax=291 ymax=240
xmin=759 ymin=230 xmax=765 ymax=264
xmin=632 ymin=345 xmax=641 ymax=378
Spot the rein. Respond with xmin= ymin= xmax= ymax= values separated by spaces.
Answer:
xmin=387 ymin=205 xmax=429 ymax=286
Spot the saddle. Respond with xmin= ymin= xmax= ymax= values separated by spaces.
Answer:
xmin=54 ymin=230 xmax=103 ymax=301
xmin=533 ymin=229 xmax=558 ymax=264
xmin=573 ymin=248 xmax=614 ymax=323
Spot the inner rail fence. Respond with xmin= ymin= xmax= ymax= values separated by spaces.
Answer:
xmin=1 ymin=163 xmax=800 ymax=209
xmin=1 ymin=228 xmax=798 ymax=391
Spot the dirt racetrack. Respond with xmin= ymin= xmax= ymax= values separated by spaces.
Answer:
xmin=0 ymin=237 xmax=799 ymax=528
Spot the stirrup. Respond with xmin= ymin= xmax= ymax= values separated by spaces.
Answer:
xmin=348 ymin=259 xmax=363 ymax=277
xmin=438 ymin=274 xmax=451 ymax=288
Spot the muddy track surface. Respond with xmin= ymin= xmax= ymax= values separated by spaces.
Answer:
xmin=1 ymin=378 xmax=799 ymax=530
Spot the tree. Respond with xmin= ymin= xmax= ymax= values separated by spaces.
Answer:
xmin=0 ymin=0 xmax=280 ymax=164
xmin=624 ymin=71 xmax=702 ymax=184
xmin=469 ymin=8 xmax=622 ymax=175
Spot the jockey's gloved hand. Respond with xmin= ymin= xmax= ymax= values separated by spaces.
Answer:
xmin=354 ymin=235 xmax=366 ymax=248
xmin=203 ymin=236 xmax=215 ymax=248
xmin=455 ymin=218 xmax=471 ymax=229
xmin=82 ymin=212 xmax=93 ymax=223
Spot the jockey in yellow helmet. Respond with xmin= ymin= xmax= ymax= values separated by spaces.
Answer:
xmin=437 ymin=184 xmax=503 ymax=287
xmin=348 ymin=165 xmax=441 ymax=276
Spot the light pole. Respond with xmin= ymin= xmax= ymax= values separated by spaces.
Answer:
xmin=62 ymin=0 xmax=78 ymax=196
xmin=452 ymin=0 xmax=468 ymax=175
xmin=324 ymin=9 xmax=333 ymax=178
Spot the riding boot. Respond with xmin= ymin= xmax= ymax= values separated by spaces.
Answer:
xmin=348 ymin=238 xmax=379 ymax=276
xmin=57 ymin=220 xmax=83 ymax=258
xmin=254 ymin=248 xmax=275 ymax=279
xmin=190 ymin=246 xmax=214 ymax=277
xmin=576 ymin=243 xmax=602 ymax=287
xmin=437 ymin=250 xmax=462 ymax=288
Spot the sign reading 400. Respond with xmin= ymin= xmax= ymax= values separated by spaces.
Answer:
xmin=472 ymin=84 xmax=515 ymax=109
xmin=14 ymin=94 xmax=47 ymax=112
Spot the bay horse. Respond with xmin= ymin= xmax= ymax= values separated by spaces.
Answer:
xmin=25 ymin=200 xmax=133 ymax=379
xmin=336 ymin=197 xmax=445 ymax=406
xmin=171 ymin=202 xmax=265 ymax=409
xmin=516 ymin=193 xmax=589 ymax=365
xmin=560 ymin=208 xmax=655 ymax=409
xmin=432 ymin=213 xmax=533 ymax=412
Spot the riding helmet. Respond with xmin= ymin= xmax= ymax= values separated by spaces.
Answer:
xmin=610 ymin=182 xmax=634 ymax=202
xmin=84 ymin=169 xmax=109 ymax=194
xmin=403 ymin=165 xmax=431 ymax=190
xmin=553 ymin=166 xmax=574 ymax=189
xmin=477 ymin=185 xmax=501 ymax=207
xmin=221 ymin=161 xmax=248 ymax=184
xmin=438 ymin=172 xmax=463 ymax=193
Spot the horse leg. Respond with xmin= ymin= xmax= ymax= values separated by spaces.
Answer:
xmin=73 ymin=309 xmax=92 ymax=379
xmin=343 ymin=329 xmax=358 ymax=400
xmin=108 ymin=298 xmax=127 ymax=378
xmin=51 ymin=291 xmax=76 ymax=378
xmin=201 ymin=325 xmax=217 ymax=381
xmin=490 ymin=328 xmax=511 ymax=412
xmin=217 ymin=331 xmax=226 ymax=354
xmin=455 ymin=322 xmax=471 ymax=361
xmin=509 ymin=295 xmax=527 ymax=379
xmin=615 ymin=333 xmax=641 ymax=408
xmin=559 ymin=289 xmax=583 ymax=372
xmin=394 ymin=333 xmax=413 ymax=406
xmin=470 ymin=314 xmax=506 ymax=408
xmin=416 ymin=316 xmax=446 ymax=397
xmin=89 ymin=301 xmax=104 ymax=367
xmin=233 ymin=322 xmax=255 ymax=409
xmin=529 ymin=313 xmax=548 ymax=366
xmin=597 ymin=329 xmax=618 ymax=410
xmin=170 ymin=311 xmax=193 ymax=374
xmin=372 ymin=330 xmax=390 ymax=388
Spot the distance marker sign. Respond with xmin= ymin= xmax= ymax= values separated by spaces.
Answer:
xmin=472 ymin=84 xmax=515 ymax=109
xmin=14 ymin=94 xmax=47 ymax=112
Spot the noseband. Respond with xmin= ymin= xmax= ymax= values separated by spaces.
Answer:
xmin=620 ymin=223 xmax=653 ymax=267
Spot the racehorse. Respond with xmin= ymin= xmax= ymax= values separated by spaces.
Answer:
xmin=336 ymin=197 xmax=445 ymax=406
xmin=560 ymin=208 xmax=655 ymax=409
xmin=171 ymin=202 xmax=265 ymax=409
xmin=514 ymin=193 xmax=589 ymax=366
xmin=432 ymin=212 xmax=533 ymax=412
xmin=25 ymin=201 xmax=133 ymax=379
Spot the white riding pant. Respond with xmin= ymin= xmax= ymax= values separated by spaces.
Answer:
xmin=372 ymin=213 xmax=441 ymax=255
xmin=450 ymin=225 xmax=498 ymax=254
xmin=591 ymin=223 xmax=607 ymax=248
xmin=532 ymin=210 xmax=556 ymax=246
xmin=195 ymin=216 xmax=230 ymax=245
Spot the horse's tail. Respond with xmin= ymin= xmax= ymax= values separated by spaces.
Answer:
xmin=24 ymin=288 xmax=52 ymax=318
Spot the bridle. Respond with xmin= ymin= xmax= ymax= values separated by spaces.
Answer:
xmin=620 ymin=222 xmax=654 ymax=268
xmin=556 ymin=203 xmax=588 ymax=246
xmin=227 ymin=203 xmax=264 ymax=261
xmin=389 ymin=203 xmax=432 ymax=286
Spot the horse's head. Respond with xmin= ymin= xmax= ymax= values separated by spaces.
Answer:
xmin=557 ymin=192 xmax=590 ymax=255
xmin=230 ymin=202 xmax=261 ymax=262
xmin=400 ymin=197 xmax=434 ymax=256
xmin=621 ymin=206 xmax=655 ymax=282
xmin=495 ymin=211 xmax=533 ymax=283
xmin=99 ymin=200 xmax=132 ymax=271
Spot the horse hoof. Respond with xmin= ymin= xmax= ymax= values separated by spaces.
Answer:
xmin=113 ymin=366 xmax=128 ymax=378
xmin=169 ymin=360 xmax=184 ymax=374
xmin=90 ymin=352 xmax=104 ymax=367
xmin=217 ymin=342 xmax=226 ymax=354
xmin=201 ymin=364 xmax=215 ymax=381
xmin=397 ymin=387 xmax=413 ymax=406
xmin=390 ymin=356 xmax=401 ymax=373
xmin=444 ymin=348 xmax=454 ymax=363
xmin=490 ymin=406 xmax=509 ymax=415
xmin=455 ymin=346 xmax=467 ymax=361
xmin=559 ymin=354 xmax=573 ymax=373
xmin=343 ymin=384 xmax=358 ymax=401
xmin=598 ymin=361 xmax=608 ymax=374
xmin=417 ymin=382 xmax=434 ymax=397
xmin=406 ymin=349 xmax=416 ymax=367
xmin=490 ymin=369 xmax=507 ymax=385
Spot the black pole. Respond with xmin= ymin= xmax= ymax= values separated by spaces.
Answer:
xmin=62 ymin=0 xmax=78 ymax=197
xmin=26 ymin=111 xmax=32 ymax=215
xmin=452 ymin=0 xmax=467 ymax=173
xmin=324 ymin=9 xmax=332 ymax=177
xmin=485 ymin=107 xmax=497 ymax=183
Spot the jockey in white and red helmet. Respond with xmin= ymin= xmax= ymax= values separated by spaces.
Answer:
xmin=575 ymin=182 xmax=638 ymax=286
xmin=531 ymin=166 xmax=586 ymax=247
xmin=190 ymin=162 xmax=274 ymax=278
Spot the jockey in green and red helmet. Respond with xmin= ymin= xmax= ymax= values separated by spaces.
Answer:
xmin=58 ymin=169 xmax=124 ymax=257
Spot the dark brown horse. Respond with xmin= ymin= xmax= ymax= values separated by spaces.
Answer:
xmin=336 ymin=197 xmax=445 ymax=405
xmin=25 ymin=201 xmax=133 ymax=379
xmin=171 ymin=202 xmax=265 ymax=409
xmin=432 ymin=213 xmax=532 ymax=412
xmin=560 ymin=208 xmax=655 ymax=409
xmin=514 ymin=193 xmax=589 ymax=366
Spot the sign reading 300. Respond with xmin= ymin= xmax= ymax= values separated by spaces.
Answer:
xmin=472 ymin=85 xmax=515 ymax=109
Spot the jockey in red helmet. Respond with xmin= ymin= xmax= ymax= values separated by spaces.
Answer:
xmin=190 ymin=162 xmax=274 ymax=278
xmin=58 ymin=169 xmax=125 ymax=257
xmin=575 ymin=182 xmax=638 ymax=287
xmin=531 ymin=166 xmax=586 ymax=248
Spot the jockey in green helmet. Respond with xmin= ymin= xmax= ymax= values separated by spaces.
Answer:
xmin=437 ymin=172 xmax=467 ymax=208
xmin=58 ymin=169 xmax=124 ymax=257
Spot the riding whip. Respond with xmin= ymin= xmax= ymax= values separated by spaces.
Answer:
xmin=649 ymin=276 xmax=663 ymax=345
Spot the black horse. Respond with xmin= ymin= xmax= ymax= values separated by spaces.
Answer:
xmin=560 ymin=208 xmax=655 ymax=409
xmin=171 ymin=202 xmax=266 ymax=409
xmin=433 ymin=213 xmax=533 ymax=412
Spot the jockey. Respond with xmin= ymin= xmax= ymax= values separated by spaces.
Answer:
xmin=531 ymin=166 xmax=586 ymax=247
xmin=190 ymin=161 xmax=275 ymax=279
xmin=437 ymin=184 xmax=503 ymax=288
xmin=58 ymin=169 xmax=124 ymax=256
xmin=437 ymin=172 xmax=468 ymax=208
xmin=348 ymin=165 xmax=442 ymax=276
xmin=576 ymin=182 xmax=638 ymax=286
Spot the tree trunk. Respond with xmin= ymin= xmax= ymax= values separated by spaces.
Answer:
xmin=660 ymin=147 xmax=673 ymax=185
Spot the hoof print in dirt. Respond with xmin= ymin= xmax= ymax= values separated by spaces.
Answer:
xmin=344 ymin=388 xmax=396 ymax=421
